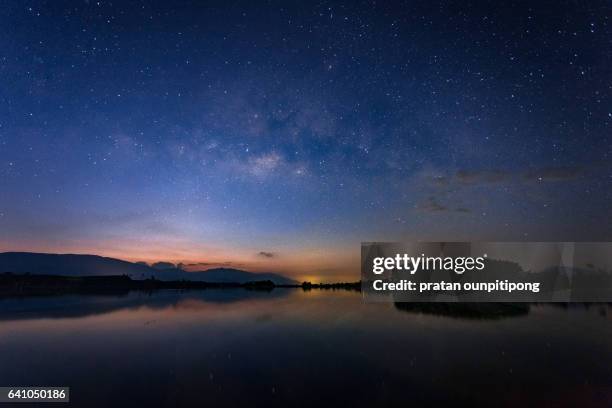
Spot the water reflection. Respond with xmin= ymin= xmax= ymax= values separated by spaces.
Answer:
xmin=0 ymin=290 xmax=611 ymax=407
xmin=393 ymin=302 xmax=530 ymax=319
xmin=0 ymin=288 xmax=290 ymax=320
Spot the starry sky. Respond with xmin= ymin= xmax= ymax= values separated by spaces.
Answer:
xmin=1 ymin=1 xmax=611 ymax=281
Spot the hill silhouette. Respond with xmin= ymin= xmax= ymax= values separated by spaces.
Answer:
xmin=0 ymin=252 xmax=297 ymax=285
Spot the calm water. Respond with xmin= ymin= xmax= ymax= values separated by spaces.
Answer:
xmin=1 ymin=289 xmax=611 ymax=407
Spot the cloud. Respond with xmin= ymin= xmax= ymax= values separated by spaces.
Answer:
xmin=258 ymin=251 xmax=275 ymax=258
xmin=415 ymin=165 xmax=584 ymax=216
xmin=180 ymin=261 xmax=247 ymax=271
xmin=455 ymin=207 xmax=472 ymax=213
xmin=426 ymin=166 xmax=583 ymax=187
xmin=417 ymin=197 xmax=448 ymax=212
xmin=417 ymin=197 xmax=472 ymax=214
xmin=524 ymin=166 xmax=583 ymax=182
xmin=430 ymin=175 xmax=450 ymax=186
xmin=456 ymin=169 xmax=510 ymax=184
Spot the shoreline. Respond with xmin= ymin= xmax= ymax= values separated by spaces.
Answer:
xmin=0 ymin=273 xmax=361 ymax=297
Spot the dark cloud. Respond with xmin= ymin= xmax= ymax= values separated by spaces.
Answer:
xmin=258 ymin=251 xmax=275 ymax=258
xmin=524 ymin=166 xmax=583 ymax=182
xmin=456 ymin=170 xmax=510 ymax=184
xmin=418 ymin=197 xmax=448 ymax=212
xmin=428 ymin=166 xmax=584 ymax=187
xmin=431 ymin=175 xmax=450 ymax=186
xmin=417 ymin=197 xmax=472 ymax=214
xmin=419 ymin=165 xmax=585 ymax=217
xmin=182 ymin=261 xmax=246 ymax=271
xmin=455 ymin=207 xmax=472 ymax=213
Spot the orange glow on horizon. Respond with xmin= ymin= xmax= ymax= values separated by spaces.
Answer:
xmin=0 ymin=236 xmax=360 ymax=282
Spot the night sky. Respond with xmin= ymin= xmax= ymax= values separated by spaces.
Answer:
xmin=1 ymin=1 xmax=611 ymax=281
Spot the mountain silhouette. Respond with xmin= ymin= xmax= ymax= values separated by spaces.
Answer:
xmin=0 ymin=252 xmax=297 ymax=285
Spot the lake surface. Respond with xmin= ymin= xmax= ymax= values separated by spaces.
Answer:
xmin=1 ymin=289 xmax=611 ymax=407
